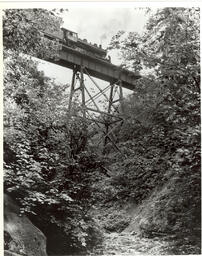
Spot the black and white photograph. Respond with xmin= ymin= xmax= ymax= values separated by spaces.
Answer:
xmin=2 ymin=3 xmax=201 ymax=256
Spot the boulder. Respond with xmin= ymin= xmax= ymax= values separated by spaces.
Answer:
xmin=4 ymin=194 xmax=47 ymax=256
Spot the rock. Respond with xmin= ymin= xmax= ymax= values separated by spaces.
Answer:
xmin=92 ymin=231 xmax=170 ymax=255
xmin=130 ymin=231 xmax=137 ymax=235
xmin=4 ymin=250 xmax=23 ymax=256
xmin=4 ymin=194 xmax=47 ymax=256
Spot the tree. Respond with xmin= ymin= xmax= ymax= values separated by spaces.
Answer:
xmin=3 ymin=9 xmax=62 ymax=59
xmin=3 ymin=9 xmax=103 ymax=253
xmin=108 ymin=8 xmax=200 ymax=253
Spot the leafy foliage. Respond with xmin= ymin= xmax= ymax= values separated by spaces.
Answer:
xmin=3 ymin=9 xmax=62 ymax=59
xmin=107 ymin=7 xmax=200 ymax=253
xmin=3 ymin=7 xmax=201 ymax=255
xmin=3 ymin=9 xmax=103 ymax=253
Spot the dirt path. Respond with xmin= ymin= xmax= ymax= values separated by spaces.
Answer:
xmin=90 ymin=232 xmax=170 ymax=255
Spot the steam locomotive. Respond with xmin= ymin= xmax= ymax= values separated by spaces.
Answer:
xmin=45 ymin=28 xmax=110 ymax=62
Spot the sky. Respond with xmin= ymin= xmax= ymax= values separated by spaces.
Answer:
xmin=62 ymin=8 xmax=147 ymax=48
xmin=38 ymin=8 xmax=148 ymax=86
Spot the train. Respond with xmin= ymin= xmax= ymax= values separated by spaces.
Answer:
xmin=44 ymin=28 xmax=111 ymax=62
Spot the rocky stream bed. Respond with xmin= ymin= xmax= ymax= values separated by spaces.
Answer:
xmin=89 ymin=232 xmax=170 ymax=255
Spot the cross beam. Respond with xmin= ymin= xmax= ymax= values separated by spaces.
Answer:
xmin=68 ymin=66 xmax=125 ymax=154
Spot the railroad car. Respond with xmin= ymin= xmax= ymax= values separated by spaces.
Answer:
xmin=44 ymin=28 xmax=109 ymax=62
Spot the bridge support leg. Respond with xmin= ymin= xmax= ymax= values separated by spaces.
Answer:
xmin=104 ymin=83 xmax=114 ymax=147
xmin=67 ymin=67 xmax=88 ymax=157
xmin=103 ymin=80 xmax=124 ymax=154
xmin=119 ymin=81 xmax=124 ymax=113
xmin=79 ymin=66 xmax=88 ymax=151
xmin=80 ymin=66 xmax=86 ymax=119
xmin=68 ymin=66 xmax=86 ymax=119
xmin=68 ymin=69 xmax=76 ymax=115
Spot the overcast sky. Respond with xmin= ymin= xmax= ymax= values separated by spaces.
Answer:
xmin=38 ymin=8 xmax=148 ymax=85
xmin=62 ymin=8 xmax=147 ymax=47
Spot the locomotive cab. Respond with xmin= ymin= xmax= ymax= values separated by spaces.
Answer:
xmin=62 ymin=28 xmax=78 ymax=42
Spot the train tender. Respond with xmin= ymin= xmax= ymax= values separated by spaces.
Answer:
xmin=44 ymin=27 xmax=110 ymax=62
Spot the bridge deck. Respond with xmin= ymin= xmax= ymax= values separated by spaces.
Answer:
xmin=47 ymin=44 xmax=140 ymax=90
